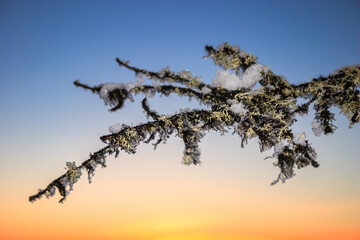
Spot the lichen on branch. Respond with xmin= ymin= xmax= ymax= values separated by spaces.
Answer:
xmin=30 ymin=43 xmax=359 ymax=203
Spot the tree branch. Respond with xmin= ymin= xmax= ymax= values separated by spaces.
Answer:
xmin=29 ymin=43 xmax=360 ymax=203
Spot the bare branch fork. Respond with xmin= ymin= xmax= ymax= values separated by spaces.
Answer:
xmin=30 ymin=43 xmax=359 ymax=203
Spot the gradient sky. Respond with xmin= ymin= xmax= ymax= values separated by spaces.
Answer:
xmin=0 ymin=0 xmax=359 ymax=240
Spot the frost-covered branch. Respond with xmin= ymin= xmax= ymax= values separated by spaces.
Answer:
xmin=29 ymin=146 xmax=111 ymax=203
xmin=30 ymin=43 xmax=359 ymax=203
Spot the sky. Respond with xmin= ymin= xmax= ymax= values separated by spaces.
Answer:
xmin=0 ymin=0 xmax=359 ymax=239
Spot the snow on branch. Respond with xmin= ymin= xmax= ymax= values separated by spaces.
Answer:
xmin=30 ymin=43 xmax=359 ymax=203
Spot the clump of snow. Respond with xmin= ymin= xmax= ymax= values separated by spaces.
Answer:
xmin=99 ymin=74 xmax=146 ymax=101
xmin=99 ymin=83 xmax=124 ymax=100
xmin=226 ymin=99 xmax=237 ymax=104
xmin=293 ymin=132 xmax=306 ymax=146
xmin=232 ymin=122 xmax=240 ymax=129
xmin=241 ymin=63 xmax=270 ymax=89
xmin=158 ymin=68 xmax=167 ymax=78
xmin=239 ymin=49 xmax=246 ymax=57
xmin=225 ymin=55 xmax=233 ymax=65
xmin=274 ymin=142 xmax=285 ymax=155
xmin=109 ymin=123 xmax=123 ymax=134
xmin=266 ymin=84 xmax=276 ymax=90
xmin=230 ymin=102 xmax=248 ymax=114
xmin=201 ymin=86 xmax=212 ymax=94
xmin=211 ymin=63 xmax=269 ymax=90
xmin=125 ymin=73 xmax=145 ymax=91
xmin=311 ymin=121 xmax=322 ymax=136
xmin=212 ymin=69 xmax=242 ymax=90
xmin=177 ymin=107 xmax=192 ymax=114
